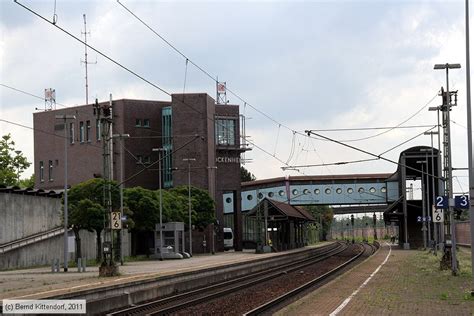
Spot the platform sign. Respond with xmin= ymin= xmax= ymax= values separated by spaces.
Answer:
xmin=435 ymin=196 xmax=449 ymax=209
xmin=454 ymin=195 xmax=469 ymax=209
xmin=111 ymin=211 xmax=122 ymax=230
xmin=432 ymin=206 xmax=444 ymax=223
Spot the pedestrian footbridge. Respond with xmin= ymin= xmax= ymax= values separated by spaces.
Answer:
xmin=224 ymin=173 xmax=399 ymax=213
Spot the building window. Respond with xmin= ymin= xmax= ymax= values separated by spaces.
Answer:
xmin=79 ymin=121 xmax=84 ymax=143
xmin=69 ymin=122 xmax=75 ymax=144
xmin=135 ymin=119 xmax=142 ymax=127
xmin=96 ymin=119 xmax=101 ymax=141
xmin=39 ymin=161 xmax=44 ymax=182
xmin=143 ymin=119 xmax=150 ymax=127
xmin=215 ymin=118 xmax=236 ymax=145
xmin=48 ymin=160 xmax=53 ymax=181
xmin=86 ymin=120 xmax=91 ymax=142
xmin=144 ymin=156 xmax=151 ymax=164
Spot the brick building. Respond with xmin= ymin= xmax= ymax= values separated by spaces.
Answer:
xmin=33 ymin=93 xmax=245 ymax=251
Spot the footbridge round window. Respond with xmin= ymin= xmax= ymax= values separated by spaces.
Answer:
xmin=369 ymin=187 xmax=376 ymax=193
xmin=303 ymin=189 xmax=310 ymax=195
xmin=226 ymin=197 xmax=232 ymax=203
xmin=347 ymin=188 xmax=353 ymax=194
xmin=314 ymin=189 xmax=320 ymax=195
xmin=336 ymin=188 xmax=342 ymax=194
xmin=325 ymin=188 xmax=331 ymax=194
xmin=292 ymin=189 xmax=299 ymax=195
xmin=268 ymin=192 xmax=274 ymax=198
xmin=358 ymin=187 xmax=365 ymax=193
xmin=279 ymin=190 xmax=285 ymax=196
xmin=247 ymin=194 xmax=253 ymax=200
xmin=381 ymin=187 xmax=387 ymax=193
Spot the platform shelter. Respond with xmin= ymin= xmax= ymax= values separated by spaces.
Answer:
xmin=246 ymin=198 xmax=315 ymax=251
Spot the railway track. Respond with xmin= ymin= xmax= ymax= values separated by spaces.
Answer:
xmin=107 ymin=242 xmax=376 ymax=315
xmin=244 ymin=242 xmax=378 ymax=315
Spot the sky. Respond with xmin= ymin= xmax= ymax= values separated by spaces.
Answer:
xmin=0 ymin=0 xmax=472 ymax=194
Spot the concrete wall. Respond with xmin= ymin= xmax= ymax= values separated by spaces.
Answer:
xmin=0 ymin=192 xmax=131 ymax=269
xmin=0 ymin=193 xmax=61 ymax=244
xmin=0 ymin=229 xmax=131 ymax=270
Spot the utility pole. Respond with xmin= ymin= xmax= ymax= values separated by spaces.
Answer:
xmin=153 ymin=148 xmax=165 ymax=260
xmin=464 ymin=0 xmax=474 ymax=295
xmin=55 ymin=114 xmax=76 ymax=272
xmin=183 ymin=158 xmax=196 ymax=256
xmin=113 ymin=133 xmax=130 ymax=266
xmin=434 ymin=63 xmax=461 ymax=275
xmin=95 ymin=97 xmax=117 ymax=276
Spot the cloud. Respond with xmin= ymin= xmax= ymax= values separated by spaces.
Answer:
xmin=1 ymin=0 xmax=471 ymax=185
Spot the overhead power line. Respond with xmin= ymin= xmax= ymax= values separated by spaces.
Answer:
xmin=305 ymin=130 xmax=443 ymax=181
xmin=116 ymin=0 xmax=439 ymax=147
xmin=13 ymin=1 xmax=305 ymax=175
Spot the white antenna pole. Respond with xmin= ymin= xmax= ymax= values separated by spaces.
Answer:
xmin=81 ymin=14 xmax=96 ymax=105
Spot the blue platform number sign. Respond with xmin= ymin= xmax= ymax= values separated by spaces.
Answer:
xmin=436 ymin=196 xmax=449 ymax=209
xmin=454 ymin=195 xmax=469 ymax=209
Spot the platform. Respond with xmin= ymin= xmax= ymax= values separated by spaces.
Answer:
xmin=0 ymin=245 xmax=328 ymax=301
xmin=276 ymin=243 xmax=474 ymax=315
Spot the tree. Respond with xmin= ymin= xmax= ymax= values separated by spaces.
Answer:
xmin=69 ymin=199 xmax=102 ymax=260
xmin=170 ymin=185 xmax=216 ymax=230
xmin=304 ymin=205 xmax=334 ymax=241
xmin=19 ymin=174 xmax=35 ymax=188
xmin=240 ymin=166 xmax=256 ymax=182
xmin=0 ymin=134 xmax=30 ymax=186
xmin=67 ymin=178 xmax=120 ymax=261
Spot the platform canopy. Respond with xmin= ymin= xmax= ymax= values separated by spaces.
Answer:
xmin=247 ymin=198 xmax=315 ymax=222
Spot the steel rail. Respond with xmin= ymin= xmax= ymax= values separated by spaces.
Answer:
xmin=244 ymin=243 xmax=375 ymax=316
xmin=107 ymin=242 xmax=347 ymax=316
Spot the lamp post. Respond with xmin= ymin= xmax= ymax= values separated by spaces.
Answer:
xmin=183 ymin=158 xmax=196 ymax=256
xmin=153 ymin=147 xmax=165 ymax=260
xmin=55 ymin=114 xmax=76 ymax=272
xmin=207 ymin=166 xmax=218 ymax=254
xmin=112 ymin=134 xmax=130 ymax=265
xmin=417 ymin=160 xmax=428 ymax=249
xmin=423 ymin=132 xmax=439 ymax=254
xmin=350 ymin=214 xmax=355 ymax=243
xmin=434 ymin=62 xmax=461 ymax=274
xmin=373 ymin=213 xmax=377 ymax=240
xmin=465 ymin=0 xmax=474 ymax=295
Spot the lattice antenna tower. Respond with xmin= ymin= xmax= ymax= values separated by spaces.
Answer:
xmin=44 ymin=88 xmax=56 ymax=111
xmin=216 ymin=80 xmax=227 ymax=105
xmin=81 ymin=14 xmax=96 ymax=105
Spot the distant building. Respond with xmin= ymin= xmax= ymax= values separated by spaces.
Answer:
xmin=33 ymin=93 xmax=247 ymax=251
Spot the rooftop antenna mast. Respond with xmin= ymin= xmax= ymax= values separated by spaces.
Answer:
xmin=81 ymin=14 xmax=96 ymax=105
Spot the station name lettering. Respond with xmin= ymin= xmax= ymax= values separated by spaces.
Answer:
xmin=216 ymin=156 xmax=240 ymax=163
